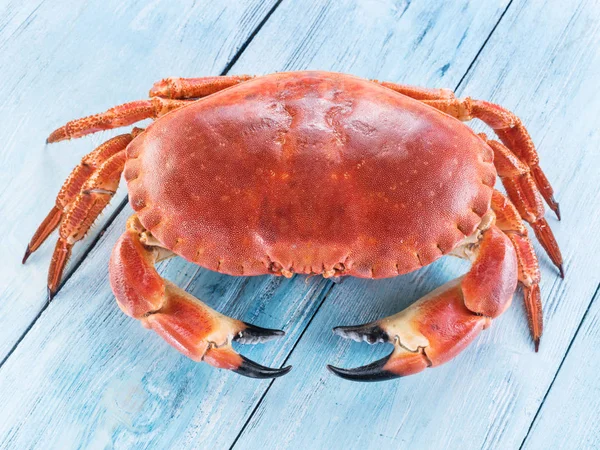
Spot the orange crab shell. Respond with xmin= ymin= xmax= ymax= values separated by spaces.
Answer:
xmin=123 ymin=71 xmax=496 ymax=279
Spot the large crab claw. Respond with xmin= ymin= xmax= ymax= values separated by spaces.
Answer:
xmin=110 ymin=216 xmax=290 ymax=379
xmin=329 ymin=225 xmax=518 ymax=382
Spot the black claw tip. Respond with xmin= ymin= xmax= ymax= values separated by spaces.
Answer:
xmin=534 ymin=338 xmax=540 ymax=353
xmin=47 ymin=287 xmax=55 ymax=302
xmin=233 ymin=356 xmax=291 ymax=379
xmin=234 ymin=323 xmax=285 ymax=344
xmin=559 ymin=264 xmax=565 ymax=279
xmin=327 ymin=351 xmax=400 ymax=382
xmin=555 ymin=203 xmax=561 ymax=221
xmin=333 ymin=323 xmax=389 ymax=345
xmin=22 ymin=246 xmax=31 ymax=264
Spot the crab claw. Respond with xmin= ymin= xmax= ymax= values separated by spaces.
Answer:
xmin=328 ymin=323 xmax=431 ymax=381
xmin=128 ymin=280 xmax=291 ymax=379
xmin=206 ymin=322 xmax=291 ymax=379
xmin=110 ymin=216 xmax=290 ymax=379
xmin=329 ymin=226 xmax=518 ymax=382
xmin=129 ymin=281 xmax=291 ymax=379
xmin=328 ymin=279 xmax=490 ymax=381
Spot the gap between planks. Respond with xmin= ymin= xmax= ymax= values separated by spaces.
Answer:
xmin=227 ymin=0 xmax=525 ymax=444
xmin=7 ymin=0 xmax=594 ymax=446
xmin=229 ymin=281 xmax=336 ymax=450
xmin=454 ymin=0 xmax=514 ymax=90
xmin=226 ymin=0 xmax=600 ymax=444
xmin=518 ymin=282 xmax=600 ymax=450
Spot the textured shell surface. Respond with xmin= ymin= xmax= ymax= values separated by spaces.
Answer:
xmin=124 ymin=71 xmax=496 ymax=278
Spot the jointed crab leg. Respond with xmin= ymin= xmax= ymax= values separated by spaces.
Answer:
xmin=23 ymin=132 xmax=138 ymax=264
xmin=47 ymin=75 xmax=254 ymax=143
xmin=491 ymin=190 xmax=543 ymax=349
xmin=149 ymin=75 xmax=253 ymax=99
xmin=390 ymin=84 xmax=563 ymax=275
xmin=47 ymin=98 xmax=190 ymax=143
xmin=329 ymin=223 xmax=518 ymax=382
xmin=110 ymin=216 xmax=290 ymax=379
xmin=24 ymin=129 xmax=143 ymax=298
xmin=380 ymin=80 xmax=559 ymax=219
xmin=483 ymin=135 xmax=563 ymax=277
xmin=36 ymin=75 xmax=257 ymax=295
xmin=48 ymin=149 xmax=127 ymax=296
xmin=421 ymin=96 xmax=560 ymax=220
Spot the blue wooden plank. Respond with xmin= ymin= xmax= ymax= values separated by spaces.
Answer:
xmin=0 ymin=0 xmax=279 ymax=360
xmin=233 ymin=0 xmax=600 ymax=448
xmin=0 ymin=0 xmax=513 ymax=448
xmin=0 ymin=207 xmax=332 ymax=449
xmin=522 ymin=287 xmax=600 ymax=450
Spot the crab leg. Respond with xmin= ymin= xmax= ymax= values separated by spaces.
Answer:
xmin=47 ymin=75 xmax=254 ymax=143
xmin=491 ymin=190 xmax=543 ymax=348
xmin=378 ymin=80 xmax=559 ymax=218
xmin=110 ymin=216 xmax=290 ymax=379
xmin=47 ymin=98 xmax=190 ymax=143
xmin=483 ymin=135 xmax=563 ymax=277
xmin=149 ymin=75 xmax=253 ymax=99
xmin=23 ymin=132 xmax=140 ymax=264
xmin=329 ymin=224 xmax=518 ymax=381
xmin=46 ymin=149 xmax=128 ymax=297
xmin=374 ymin=80 xmax=455 ymax=101
xmin=420 ymin=96 xmax=560 ymax=219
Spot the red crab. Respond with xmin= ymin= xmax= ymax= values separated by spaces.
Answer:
xmin=24 ymin=71 xmax=562 ymax=381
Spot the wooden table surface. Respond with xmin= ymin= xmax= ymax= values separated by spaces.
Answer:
xmin=1 ymin=0 xmax=599 ymax=448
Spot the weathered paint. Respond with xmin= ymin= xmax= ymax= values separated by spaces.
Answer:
xmin=1 ymin=0 xmax=598 ymax=448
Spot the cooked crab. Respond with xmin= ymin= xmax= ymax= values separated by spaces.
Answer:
xmin=24 ymin=71 xmax=563 ymax=381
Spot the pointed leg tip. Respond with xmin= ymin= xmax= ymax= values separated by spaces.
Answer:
xmin=235 ymin=322 xmax=285 ymax=344
xmin=46 ymin=128 xmax=66 ymax=144
xmin=22 ymin=246 xmax=31 ymax=264
xmin=234 ymin=356 xmax=292 ymax=379
xmin=559 ymin=264 xmax=565 ymax=279
xmin=534 ymin=338 xmax=540 ymax=353
xmin=326 ymin=364 xmax=346 ymax=376
xmin=47 ymin=287 xmax=56 ymax=302
xmin=327 ymin=364 xmax=359 ymax=381
xmin=549 ymin=196 xmax=561 ymax=221
xmin=326 ymin=349 xmax=402 ymax=382
xmin=326 ymin=359 xmax=400 ymax=383
xmin=278 ymin=365 xmax=293 ymax=377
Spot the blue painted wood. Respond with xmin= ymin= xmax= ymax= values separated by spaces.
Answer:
xmin=522 ymin=288 xmax=600 ymax=450
xmin=0 ymin=0 xmax=279 ymax=360
xmin=0 ymin=206 xmax=333 ymax=449
xmin=1 ymin=0 xmax=598 ymax=449
xmin=0 ymin=1 xmax=516 ymax=448
xmin=233 ymin=0 xmax=600 ymax=448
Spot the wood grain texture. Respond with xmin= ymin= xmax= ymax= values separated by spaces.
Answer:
xmin=233 ymin=0 xmax=600 ymax=448
xmin=1 ymin=0 xmax=599 ymax=448
xmin=0 ymin=0 xmax=279 ymax=360
xmin=0 ymin=1 xmax=517 ymax=449
xmin=522 ymin=288 xmax=600 ymax=450
xmin=0 ymin=205 xmax=333 ymax=449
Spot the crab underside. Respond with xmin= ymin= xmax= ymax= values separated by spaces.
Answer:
xmin=24 ymin=72 xmax=562 ymax=381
